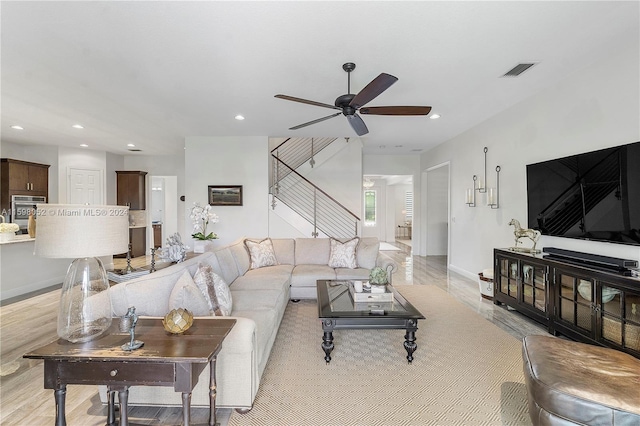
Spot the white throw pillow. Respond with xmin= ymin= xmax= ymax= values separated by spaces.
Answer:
xmin=328 ymin=237 xmax=359 ymax=269
xmin=245 ymin=238 xmax=278 ymax=269
xmin=193 ymin=263 xmax=233 ymax=316
xmin=168 ymin=270 xmax=211 ymax=316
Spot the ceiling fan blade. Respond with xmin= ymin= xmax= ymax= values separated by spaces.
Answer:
xmin=275 ymin=94 xmax=342 ymax=111
xmin=289 ymin=112 xmax=342 ymax=130
xmin=349 ymin=73 xmax=398 ymax=109
xmin=360 ymin=106 xmax=432 ymax=116
xmin=346 ymin=114 xmax=369 ymax=136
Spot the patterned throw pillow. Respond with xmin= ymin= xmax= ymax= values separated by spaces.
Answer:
xmin=328 ymin=237 xmax=360 ymax=269
xmin=193 ymin=263 xmax=233 ymax=316
xmin=245 ymin=238 xmax=278 ymax=269
xmin=168 ymin=270 xmax=210 ymax=316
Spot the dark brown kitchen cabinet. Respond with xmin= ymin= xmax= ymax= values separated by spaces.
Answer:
xmin=130 ymin=227 xmax=147 ymax=258
xmin=1 ymin=159 xmax=50 ymax=220
xmin=116 ymin=171 xmax=147 ymax=210
xmin=153 ymin=224 xmax=162 ymax=248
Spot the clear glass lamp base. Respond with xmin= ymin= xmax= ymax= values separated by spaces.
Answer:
xmin=57 ymin=257 xmax=112 ymax=343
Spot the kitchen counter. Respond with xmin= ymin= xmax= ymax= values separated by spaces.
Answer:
xmin=128 ymin=224 xmax=147 ymax=229
xmin=0 ymin=234 xmax=35 ymax=245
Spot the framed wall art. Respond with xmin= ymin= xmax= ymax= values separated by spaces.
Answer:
xmin=208 ymin=185 xmax=243 ymax=206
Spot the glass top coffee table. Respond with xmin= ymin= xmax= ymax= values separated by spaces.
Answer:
xmin=317 ymin=280 xmax=425 ymax=364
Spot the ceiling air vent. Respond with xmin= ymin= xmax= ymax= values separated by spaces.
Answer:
xmin=128 ymin=148 xmax=142 ymax=152
xmin=502 ymin=62 xmax=538 ymax=78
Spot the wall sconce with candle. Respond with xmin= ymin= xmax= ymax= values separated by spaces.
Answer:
xmin=477 ymin=147 xmax=488 ymax=193
xmin=487 ymin=166 xmax=501 ymax=209
xmin=466 ymin=175 xmax=477 ymax=207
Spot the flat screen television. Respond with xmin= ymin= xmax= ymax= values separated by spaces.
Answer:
xmin=526 ymin=141 xmax=640 ymax=246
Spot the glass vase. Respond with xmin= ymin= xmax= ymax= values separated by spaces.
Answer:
xmin=57 ymin=257 xmax=112 ymax=343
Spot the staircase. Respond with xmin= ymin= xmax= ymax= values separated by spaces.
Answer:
xmin=270 ymin=137 xmax=360 ymax=238
xmin=536 ymin=150 xmax=622 ymax=235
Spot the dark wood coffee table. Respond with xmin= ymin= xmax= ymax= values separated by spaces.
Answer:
xmin=24 ymin=318 xmax=235 ymax=426
xmin=317 ymin=280 xmax=425 ymax=364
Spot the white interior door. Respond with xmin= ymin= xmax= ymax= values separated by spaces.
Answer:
xmin=68 ymin=168 xmax=104 ymax=205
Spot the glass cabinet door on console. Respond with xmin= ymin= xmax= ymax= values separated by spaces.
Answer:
xmin=555 ymin=270 xmax=595 ymax=340
xmin=598 ymin=282 xmax=640 ymax=355
xmin=521 ymin=260 xmax=547 ymax=314
xmin=496 ymin=255 xmax=519 ymax=301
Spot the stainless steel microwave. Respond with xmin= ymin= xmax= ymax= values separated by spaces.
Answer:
xmin=11 ymin=195 xmax=46 ymax=231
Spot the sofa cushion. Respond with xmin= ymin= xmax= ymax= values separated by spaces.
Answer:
xmin=291 ymin=264 xmax=336 ymax=288
xmin=213 ymin=247 xmax=240 ymax=286
xmin=245 ymin=238 xmax=278 ymax=269
xmin=335 ymin=267 xmax=371 ymax=281
xmin=271 ymin=238 xmax=295 ymax=265
xmin=168 ymin=270 xmax=210 ymax=316
xmin=357 ymin=237 xmax=380 ymax=269
xmin=328 ymin=237 xmax=359 ymax=268
xmin=295 ymin=238 xmax=330 ymax=265
xmin=231 ymin=265 xmax=293 ymax=292
xmin=228 ymin=238 xmax=250 ymax=276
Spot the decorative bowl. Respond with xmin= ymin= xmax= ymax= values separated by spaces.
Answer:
xmin=162 ymin=308 xmax=194 ymax=334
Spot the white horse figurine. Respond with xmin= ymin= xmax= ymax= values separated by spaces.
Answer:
xmin=508 ymin=219 xmax=541 ymax=252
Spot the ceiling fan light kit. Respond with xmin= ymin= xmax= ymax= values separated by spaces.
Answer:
xmin=275 ymin=62 xmax=432 ymax=136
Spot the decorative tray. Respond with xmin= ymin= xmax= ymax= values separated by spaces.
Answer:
xmin=348 ymin=282 xmax=394 ymax=303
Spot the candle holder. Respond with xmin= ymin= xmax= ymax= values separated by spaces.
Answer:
xmin=488 ymin=166 xmax=501 ymax=209
xmin=466 ymin=175 xmax=477 ymax=207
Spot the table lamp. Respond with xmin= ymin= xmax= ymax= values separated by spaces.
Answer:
xmin=34 ymin=204 xmax=129 ymax=343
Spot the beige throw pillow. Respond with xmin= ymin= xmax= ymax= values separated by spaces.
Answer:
xmin=168 ymin=270 xmax=211 ymax=316
xmin=193 ymin=263 xmax=233 ymax=316
xmin=245 ymin=238 xmax=278 ymax=269
xmin=328 ymin=237 xmax=359 ymax=269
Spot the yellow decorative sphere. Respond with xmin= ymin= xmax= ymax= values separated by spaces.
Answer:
xmin=162 ymin=308 xmax=194 ymax=334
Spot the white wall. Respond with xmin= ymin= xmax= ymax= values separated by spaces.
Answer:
xmin=425 ymin=164 xmax=449 ymax=256
xmin=421 ymin=41 xmax=640 ymax=278
xmin=185 ymin=136 xmax=269 ymax=246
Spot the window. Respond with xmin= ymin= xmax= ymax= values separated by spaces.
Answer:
xmin=364 ymin=190 xmax=376 ymax=226
xmin=405 ymin=191 xmax=413 ymax=221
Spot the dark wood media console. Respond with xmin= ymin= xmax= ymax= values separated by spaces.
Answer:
xmin=493 ymin=248 xmax=640 ymax=358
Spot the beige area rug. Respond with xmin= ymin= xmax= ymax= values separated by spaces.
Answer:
xmin=228 ymin=285 xmax=531 ymax=426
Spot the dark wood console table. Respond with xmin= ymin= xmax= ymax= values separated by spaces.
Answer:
xmin=494 ymin=248 xmax=640 ymax=358
xmin=24 ymin=318 xmax=235 ymax=426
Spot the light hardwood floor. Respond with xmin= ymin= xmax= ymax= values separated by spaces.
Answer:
xmin=0 ymin=243 xmax=547 ymax=425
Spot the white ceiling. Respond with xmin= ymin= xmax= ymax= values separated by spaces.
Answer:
xmin=1 ymin=1 xmax=638 ymax=156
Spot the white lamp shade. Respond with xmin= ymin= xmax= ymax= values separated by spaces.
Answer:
xmin=34 ymin=204 xmax=129 ymax=258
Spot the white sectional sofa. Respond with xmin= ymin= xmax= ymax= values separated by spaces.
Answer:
xmin=95 ymin=237 xmax=396 ymax=411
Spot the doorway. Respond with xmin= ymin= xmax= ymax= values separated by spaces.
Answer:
xmin=424 ymin=163 xmax=450 ymax=261
xmin=149 ymin=176 xmax=178 ymax=249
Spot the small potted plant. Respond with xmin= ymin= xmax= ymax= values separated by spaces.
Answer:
xmin=190 ymin=202 xmax=219 ymax=253
xmin=369 ymin=267 xmax=388 ymax=286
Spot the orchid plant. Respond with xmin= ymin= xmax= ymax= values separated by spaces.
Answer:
xmin=190 ymin=202 xmax=219 ymax=240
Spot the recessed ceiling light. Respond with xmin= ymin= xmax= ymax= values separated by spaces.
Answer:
xmin=235 ymin=114 xmax=245 ymax=121
xmin=72 ymin=124 xmax=84 ymax=129
xmin=429 ymin=114 xmax=441 ymax=120
xmin=10 ymin=125 xmax=24 ymax=130
xmin=79 ymin=144 xmax=88 ymax=147
xmin=127 ymin=143 xmax=135 ymax=147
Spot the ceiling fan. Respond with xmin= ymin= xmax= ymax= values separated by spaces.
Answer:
xmin=275 ymin=62 xmax=432 ymax=136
